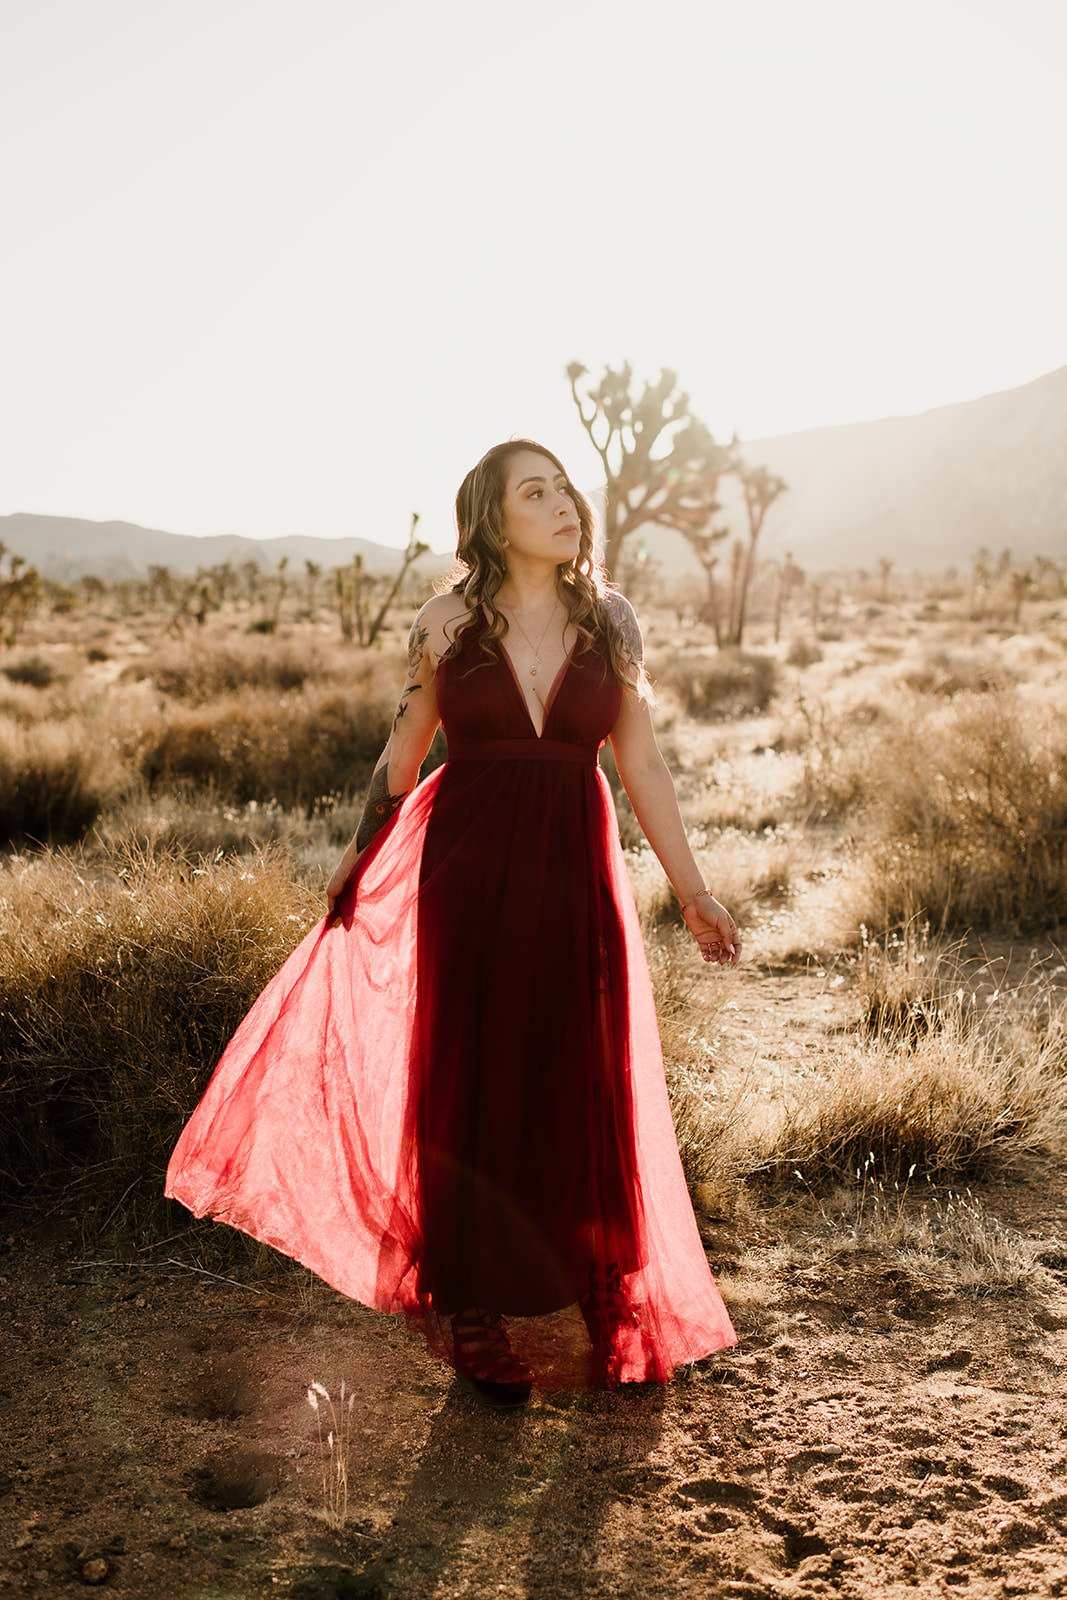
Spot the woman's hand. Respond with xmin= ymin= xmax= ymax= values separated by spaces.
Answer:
xmin=682 ymin=892 xmax=741 ymax=966
xmin=325 ymin=866 xmax=354 ymax=925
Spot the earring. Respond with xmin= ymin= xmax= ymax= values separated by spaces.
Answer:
xmin=501 ymin=538 xmax=510 ymax=547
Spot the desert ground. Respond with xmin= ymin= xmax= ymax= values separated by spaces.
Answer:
xmin=1 ymin=563 xmax=1065 ymax=1598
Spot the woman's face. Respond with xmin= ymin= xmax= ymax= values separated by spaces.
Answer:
xmin=499 ymin=450 xmax=581 ymax=565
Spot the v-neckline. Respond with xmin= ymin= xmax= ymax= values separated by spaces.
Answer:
xmin=496 ymin=632 xmax=576 ymax=740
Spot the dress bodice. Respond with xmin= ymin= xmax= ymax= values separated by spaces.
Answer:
xmin=435 ymin=608 xmax=622 ymax=758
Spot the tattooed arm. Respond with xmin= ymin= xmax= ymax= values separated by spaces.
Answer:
xmin=604 ymin=586 xmax=646 ymax=682
xmin=325 ymin=603 xmax=443 ymax=915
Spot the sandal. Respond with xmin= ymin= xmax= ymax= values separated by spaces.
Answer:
xmin=450 ymin=1306 xmax=535 ymax=1408
xmin=578 ymin=1259 xmax=641 ymax=1389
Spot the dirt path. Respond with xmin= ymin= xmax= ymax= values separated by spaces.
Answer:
xmin=3 ymin=1147 xmax=1065 ymax=1600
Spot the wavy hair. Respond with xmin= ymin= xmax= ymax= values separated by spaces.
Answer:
xmin=434 ymin=437 xmax=653 ymax=700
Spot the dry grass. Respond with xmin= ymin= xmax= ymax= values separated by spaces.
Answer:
xmin=852 ymin=685 xmax=1067 ymax=934
xmin=1 ymin=652 xmax=68 ymax=688
xmin=896 ymin=645 xmax=1014 ymax=697
xmin=0 ymin=841 xmax=321 ymax=1226
xmin=128 ymin=683 xmax=401 ymax=810
xmin=648 ymin=646 xmax=778 ymax=719
xmin=122 ymin=635 xmax=340 ymax=702
xmin=794 ymin=1170 xmax=1064 ymax=1299
xmin=851 ymin=918 xmax=969 ymax=1040
xmin=754 ymin=1000 xmax=1066 ymax=1190
xmin=0 ymin=718 xmax=135 ymax=846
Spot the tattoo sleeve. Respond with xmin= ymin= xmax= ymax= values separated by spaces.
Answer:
xmin=355 ymin=760 xmax=408 ymax=853
xmin=355 ymin=618 xmax=431 ymax=852
xmin=608 ymin=592 xmax=645 ymax=667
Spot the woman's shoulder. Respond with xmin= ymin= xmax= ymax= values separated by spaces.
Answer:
xmin=413 ymin=590 xmax=481 ymax=668
xmin=600 ymin=587 xmax=644 ymax=661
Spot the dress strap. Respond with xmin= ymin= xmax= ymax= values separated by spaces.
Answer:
xmin=447 ymin=736 xmax=599 ymax=766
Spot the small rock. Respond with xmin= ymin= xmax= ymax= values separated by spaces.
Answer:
xmin=926 ymin=1348 xmax=973 ymax=1372
xmin=168 ymin=1533 xmax=188 ymax=1549
xmin=80 ymin=1557 xmax=110 ymax=1584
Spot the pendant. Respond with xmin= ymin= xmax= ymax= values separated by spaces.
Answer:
xmin=529 ymin=664 xmax=538 ymax=676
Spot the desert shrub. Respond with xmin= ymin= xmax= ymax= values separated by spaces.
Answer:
xmin=785 ymin=637 xmax=823 ymax=667
xmin=1 ymin=654 xmax=64 ymax=689
xmin=855 ymin=687 xmax=1067 ymax=932
xmin=86 ymin=645 xmax=110 ymax=663
xmin=130 ymin=682 xmax=396 ymax=809
xmin=92 ymin=791 xmax=303 ymax=859
xmin=898 ymin=648 xmax=1012 ymax=697
xmin=852 ymin=919 xmax=967 ymax=1042
xmin=0 ymin=720 xmax=134 ymax=846
xmin=0 ymin=843 xmax=321 ymax=1226
xmin=122 ymin=636 xmax=338 ymax=702
xmin=649 ymin=647 xmax=778 ymax=719
xmin=752 ymin=1000 xmax=1066 ymax=1190
xmin=783 ymin=692 xmax=885 ymax=823
xmin=794 ymin=1177 xmax=1062 ymax=1299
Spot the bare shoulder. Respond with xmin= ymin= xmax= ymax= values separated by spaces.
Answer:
xmin=602 ymin=588 xmax=644 ymax=661
xmin=411 ymin=591 xmax=479 ymax=670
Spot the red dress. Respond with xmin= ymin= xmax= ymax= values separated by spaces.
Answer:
xmin=164 ymin=608 xmax=738 ymax=1387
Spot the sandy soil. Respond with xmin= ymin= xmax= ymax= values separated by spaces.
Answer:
xmin=2 ymin=1138 xmax=1064 ymax=1598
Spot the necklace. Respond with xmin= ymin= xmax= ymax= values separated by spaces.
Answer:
xmin=500 ymin=598 xmax=561 ymax=679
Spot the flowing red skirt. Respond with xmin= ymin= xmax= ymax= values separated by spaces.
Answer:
xmin=164 ymin=624 xmax=737 ymax=1388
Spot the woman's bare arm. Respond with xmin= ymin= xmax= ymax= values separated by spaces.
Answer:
xmin=326 ymin=602 xmax=443 ymax=909
xmin=605 ymin=592 xmax=740 ymax=964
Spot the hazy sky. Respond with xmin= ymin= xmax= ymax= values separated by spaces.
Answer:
xmin=3 ymin=0 xmax=1065 ymax=553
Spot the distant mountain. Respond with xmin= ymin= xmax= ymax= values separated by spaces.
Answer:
xmin=624 ymin=363 xmax=1067 ymax=578
xmin=4 ymin=364 xmax=1065 ymax=580
xmin=725 ymin=362 xmax=1067 ymax=572
xmin=0 ymin=514 xmax=453 ymax=584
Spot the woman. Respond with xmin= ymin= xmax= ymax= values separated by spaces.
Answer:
xmin=164 ymin=438 xmax=741 ymax=1408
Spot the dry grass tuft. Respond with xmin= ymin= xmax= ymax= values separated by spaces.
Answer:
xmin=0 ymin=840 xmax=321 ymax=1224
xmin=0 ymin=719 xmax=135 ymax=846
xmin=124 ymin=636 xmax=337 ymax=702
xmin=897 ymin=647 xmax=1014 ymax=698
xmin=853 ymin=686 xmax=1067 ymax=933
xmin=129 ymin=683 xmax=399 ymax=810
xmin=798 ymin=1172 xmax=1064 ymax=1298
xmin=754 ymin=998 xmax=1066 ymax=1190
xmin=1 ymin=653 xmax=67 ymax=689
xmin=649 ymin=647 xmax=779 ymax=719
xmin=852 ymin=918 xmax=969 ymax=1042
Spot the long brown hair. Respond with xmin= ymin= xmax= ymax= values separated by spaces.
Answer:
xmin=435 ymin=438 xmax=652 ymax=699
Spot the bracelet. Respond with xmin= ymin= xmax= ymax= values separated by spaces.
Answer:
xmin=680 ymin=887 xmax=715 ymax=911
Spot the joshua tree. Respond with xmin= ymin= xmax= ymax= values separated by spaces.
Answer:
xmin=305 ymin=559 xmax=323 ymax=616
xmin=969 ymin=547 xmax=992 ymax=619
xmin=0 ymin=546 xmax=42 ymax=644
xmin=1010 ymin=566 xmax=1034 ymax=628
xmin=724 ymin=461 xmax=788 ymax=647
xmin=335 ymin=516 xmax=430 ymax=646
xmin=877 ymin=556 xmax=893 ymax=602
xmin=147 ymin=564 xmax=176 ymax=607
xmin=566 ymin=361 xmax=735 ymax=580
xmin=773 ymin=552 xmax=805 ymax=643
